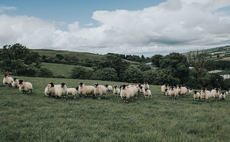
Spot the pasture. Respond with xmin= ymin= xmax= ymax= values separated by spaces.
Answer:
xmin=0 ymin=75 xmax=230 ymax=141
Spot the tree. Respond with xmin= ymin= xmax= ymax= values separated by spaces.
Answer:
xmin=90 ymin=68 xmax=118 ymax=81
xmin=138 ymin=63 xmax=151 ymax=71
xmin=151 ymin=54 xmax=163 ymax=67
xmin=56 ymin=54 xmax=64 ymax=60
xmin=70 ymin=67 xmax=92 ymax=79
xmin=0 ymin=43 xmax=41 ymax=76
xmin=160 ymin=52 xmax=189 ymax=84
xmin=121 ymin=66 xmax=143 ymax=83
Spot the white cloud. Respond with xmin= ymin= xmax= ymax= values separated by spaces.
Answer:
xmin=84 ymin=23 xmax=93 ymax=26
xmin=0 ymin=0 xmax=230 ymax=56
xmin=0 ymin=5 xmax=16 ymax=13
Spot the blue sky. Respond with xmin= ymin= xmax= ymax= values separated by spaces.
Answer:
xmin=0 ymin=0 xmax=230 ymax=56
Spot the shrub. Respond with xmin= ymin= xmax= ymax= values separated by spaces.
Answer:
xmin=90 ymin=68 xmax=118 ymax=81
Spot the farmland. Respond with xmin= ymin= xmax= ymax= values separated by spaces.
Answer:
xmin=1 ymin=75 xmax=230 ymax=141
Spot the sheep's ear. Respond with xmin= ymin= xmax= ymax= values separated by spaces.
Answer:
xmin=83 ymin=82 xmax=85 ymax=84
xmin=65 ymin=83 xmax=68 ymax=85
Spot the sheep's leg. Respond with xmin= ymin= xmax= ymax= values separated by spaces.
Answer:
xmin=74 ymin=95 xmax=76 ymax=99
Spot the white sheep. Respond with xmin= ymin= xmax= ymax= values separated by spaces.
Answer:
xmin=180 ymin=86 xmax=188 ymax=97
xmin=144 ymin=88 xmax=152 ymax=99
xmin=161 ymin=83 xmax=169 ymax=95
xmin=113 ymin=85 xmax=120 ymax=98
xmin=54 ymin=83 xmax=68 ymax=100
xmin=18 ymin=80 xmax=33 ymax=94
xmin=94 ymin=83 xmax=107 ymax=99
xmin=189 ymin=88 xmax=193 ymax=95
xmin=78 ymin=82 xmax=95 ymax=97
xmin=67 ymin=87 xmax=78 ymax=99
xmin=12 ymin=78 xmax=19 ymax=88
xmin=224 ymin=90 xmax=228 ymax=97
xmin=120 ymin=84 xmax=135 ymax=103
xmin=193 ymin=91 xmax=200 ymax=102
xmin=44 ymin=82 xmax=55 ymax=97
xmin=143 ymin=82 xmax=149 ymax=89
xmin=200 ymin=88 xmax=208 ymax=102
xmin=138 ymin=84 xmax=145 ymax=95
xmin=169 ymin=86 xmax=177 ymax=100
xmin=165 ymin=89 xmax=170 ymax=98
xmin=3 ymin=74 xmax=13 ymax=86
xmin=211 ymin=88 xmax=220 ymax=102
xmin=105 ymin=84 xmax=113 ymax=92
xmin=205 ymin=90 xmax=212 ymax=103
xmin=220 ymin=92 xmax=226 ymax=100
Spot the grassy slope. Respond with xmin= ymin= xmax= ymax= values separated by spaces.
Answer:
xmin=41 ymin=62 xmax=92 ymax=77
xmin=0 ymin=74 xmax=230 ymax=141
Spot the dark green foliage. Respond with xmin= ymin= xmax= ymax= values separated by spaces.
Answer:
xmin=121 ymin=66 xmax=143 ymax=83
xmin=55 ymin=54 xmax=64 ymax=60
xmin=159 ymin=52 xmax=189 ymax=84
xmin=155 ymin=68 xmax=180 ymax=85
xmin=90 ymin=68 xmax=118 ymax=81
xmin=70 ymin=66 xmax=92 ymax=79
xmin=0 ymin=43 xmax=42 ymax=76
xmin=138 ymin=63 xmax=151 ymax=71
xmin=143 ymin=70 xmax=157 ymax=84
xmin=151 ymin=54 xmax=163 ymax=67
xmin=36 ymin=68 xmax=53 ymax=78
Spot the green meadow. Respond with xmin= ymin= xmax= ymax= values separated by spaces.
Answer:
xmin=0 ymin=75 xmax=230 ymax=141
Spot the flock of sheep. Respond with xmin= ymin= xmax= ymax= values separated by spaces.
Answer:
xmin=3 ymin=74 xmax=228 ymax=103
xmin=3 ymin=74 xmax=151 ymax=103
xmin=161 ymin=84 xmax=228 ymax=102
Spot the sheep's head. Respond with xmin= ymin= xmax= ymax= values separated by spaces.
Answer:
xmin=201 ymin=87 xmax=205 ymax=92
xmin=138 ymin=84 xmax=142 ymax=88
xmin=145 ymin=88 xmax=148 ymax=92
xmin=95 ymin=83 xmax=99 ymax=88
xmin=105 ymin=84 xmax=108 ymax=87
xmin=13 ymin=78 xmax=17 ymax=81
xmin=76 ymin=87 xmax=79 ymax=90
xmin=121 ymin=84 xmax=126 ymax=89
xmin=170 ymin=86 xmax=174 ymax=90
xmin=114 ymin=86 xmax=117 ymax=89
xmin=79 ymin=82 xmax=84 ymax=87
xmin=165 ymin=89 xmax=168 ymax=92
xmin=19 ymin=80 xmax=24 ymax=85
xmin=48 ymin=82 xmax=54 ymax=87
xmin=221 ymin=92 xmax=225 ymax=95
xmin=60 ymin=83 xmax=67 ymax=88
xmin=215 ymin=88 xmax=219 ymax=92
xmin=4 ymin=74 xmax=7 ymax=78
xmin=194 ymin=91 xmax=197 ymax=94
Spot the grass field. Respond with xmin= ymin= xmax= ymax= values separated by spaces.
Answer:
xmin=41 ymin=62 xmax=92 ymax=77
xmin=1 ymin=74 xmax=230 ymax=141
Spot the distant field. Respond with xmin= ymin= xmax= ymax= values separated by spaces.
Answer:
xmin=1 ymin=74 xmax=230 ymax=141
xmin=41 ymin=62 xmax=92 ymax=77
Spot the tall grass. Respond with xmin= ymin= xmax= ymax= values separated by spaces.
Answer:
xmin=0 ymin=74 xmax=230 ymax=141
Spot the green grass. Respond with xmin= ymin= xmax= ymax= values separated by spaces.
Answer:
xmin=1 ymin=74 xmax=230 ymax=141
xmin=41 ymin=62 xmax=92 ymax=77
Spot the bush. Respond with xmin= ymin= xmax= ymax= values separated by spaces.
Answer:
xmin=90 ymin=68 xmax=118 ymax=81
xmin=121 ymin=66 xmax=143 ymax=83
xmin=70 ymin=67 xmax=92 ymax=79
xmin=36 ymin=68 xmax=53 ymax=78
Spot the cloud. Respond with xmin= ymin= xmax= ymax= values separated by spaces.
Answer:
xmin=0 ymin=5 xmax=16 ymax=13
xmin=84 ymin=23 xmax=93 ymax=26
xmin=0 ymin=0 xmax=230 ymax=56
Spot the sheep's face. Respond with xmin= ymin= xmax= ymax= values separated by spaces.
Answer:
xmin=76 ymin=87 xmax=79 ymax=90
xmin=79 ymin=82 xmax=84 ymax=87
xmin=60 ymin=83 xmax=66 ymax=88
xmin=19 ymin=80 xmax=23 ymax=85
xmin=215 ymin=88 xmax=219 ymax=92
xmin=170 ymin=86 xmax=174 ymax=90
xmin=201 ymin=88 xmax=206 ymax=92
xmin=95 ymin=83 xmax=99 ymax=88
xmin=49 ymin=82 xmax=54 ymax=87
xmin=138 ymin=84 xmax=142 ymax=88
xmin=13 ymin=78 xmax=17 ymax=81
xmin=114 ymin=86 xmax=117 ymax=89
xmin=105 ymin=84 xmax=108 ymax=87
xmin=194 ymin=91 xmax=197 ymax=94
xmin=165 ymin=89 xmax=168 ymax=92
xmin=121 ymin=84 xmax=126 ymax=90
xmin=145 ymin=88 xmax=148 ymax=92
xmin=222 ymin=92 xmax=225 ymax=95
xmin=4 ymin=74 xmax=7 ymax=78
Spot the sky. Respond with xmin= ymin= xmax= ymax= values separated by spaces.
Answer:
xmin=0 ymin=0 xmax=230 ymax=57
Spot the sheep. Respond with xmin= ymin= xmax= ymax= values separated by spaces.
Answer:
xmin=78 ymin=82 xmax=94 ymax=97
xmin=113 ymin=85 xmax=120 ymax=98
xmin=67 ymin=87 xmax=78 ymax=99
xmin=189 ymin=88 xmax=193 ymax=95
xmin=161 ymin=83 xmax=169 ymax=95
xmin=54 ymin=83 xmax=68 ymax=100
xmin=94 ymin=83 xmax=107 ymax=99
xmin=176 ymin=84 xmax=182 ymax=96
xmin=105 ymin=84 xmax=113 ymax=93
xmin=169 ymin=86 xmax=177 ymax=100
xmin=138 ymin=84 xmax=145 ymax=95
xmin=129 ymin=85 xmax=138 ymax=99
xmin=120 ymin=84 xmax=135 ymax=103
xmin=205 ymin=89 xmax=212 ymax=103
xmin=211 ymin=88 xmax=220 ymax=102
xmin=144 ymin=88 xmax=152 ymax=99
xmin=220 ymin=92 xmax=226 ymax=100
xmin=143 ymin=82 xmax=149 ymax=89
xmin=180 ymin=86 xmax=188 ymax=97
xmin=224 ymin=90 xmax=228 ymax=97
xmin=3 ymin=74 xmax=13 ymax=86
xmin=45 ymin=82 xmax=55 ymax=97
xmin=12 ymin=78 xmax=19 ymax=88
xmin=18 ymin=80 xmax=33 ymax=94
xmin=165 ymin=89 xmax=170 ymax=98
xmin=193 ymin=91 xmax=200 ymax=102
xmin=200 ymin=88 xmax=207 ymax=102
